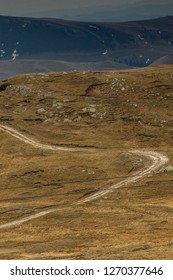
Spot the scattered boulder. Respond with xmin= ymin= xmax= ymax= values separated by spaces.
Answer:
xmin=43 ymin=119 xmax=52 ymax=124
xmin=63 ymin=118 xmax=72 ymax=124
xmin=44 ymin=92 xmax=52 ymax=97
xmin=37 ymin=108 xmax=46 ymax=115
xmin=160 ymin=165 xmax=173 ymax=173
xmin=7 ymin=85 xmax=32 ymax=95
xmin=76 ymin=116 xmax=82 ymax=122
xmin=82 ymin=108 xmax=87 ymax=113
xmin=82 ymin=107 xmax=96 ymax=113
xmin=88 ymin=107 xmax=96 ymax=113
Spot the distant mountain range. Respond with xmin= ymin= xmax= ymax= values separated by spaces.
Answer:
xmin=20 ymin=0 xmax=173 ymax=22
xmin=0 ymin=15 xmax=173 ymax=78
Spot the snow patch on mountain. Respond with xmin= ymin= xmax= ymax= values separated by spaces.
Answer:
xmin=0 ymin=49 xmax=5 ymax=58
xmin=88 ymin=25 xmax=99 ymax=30
xmin=102 ymin=50 xmax=108 ymax=55
xmin=12 ymin=49 xmax=19 ymax=60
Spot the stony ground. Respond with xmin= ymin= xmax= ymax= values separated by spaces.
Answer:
xmin=0 ymin=65 xmax=173 ymax=259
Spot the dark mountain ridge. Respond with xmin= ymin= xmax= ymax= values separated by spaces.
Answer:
xmin=0 ymin=15 xmax=173 ymax=70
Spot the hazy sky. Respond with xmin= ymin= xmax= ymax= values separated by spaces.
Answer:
xmin=0 ymin=0 xmax=172 ymax=21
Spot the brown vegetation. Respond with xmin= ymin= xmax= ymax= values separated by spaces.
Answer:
xmin=0 ymin=65 xmax=173 ymax=259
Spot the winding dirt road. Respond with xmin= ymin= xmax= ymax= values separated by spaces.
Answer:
xmin=0 ymin=124 xmax=169 ymax=229
xmin=77 ymin=150 xmax=169 ymax=204
xmin=0 ymin=125 xmax=83 ymax=152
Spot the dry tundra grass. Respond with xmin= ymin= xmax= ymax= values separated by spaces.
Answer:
xmin=0 ymin=65 xmax=173 ymax=259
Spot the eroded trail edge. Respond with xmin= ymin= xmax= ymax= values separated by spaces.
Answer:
xmin=0 ymin=125 xmax=169 ymax=229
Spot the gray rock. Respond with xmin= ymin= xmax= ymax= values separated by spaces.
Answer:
xmin=76 ymin=116 xmax=82 ymax=122
xmin=7 ymin=85 xmax=32 ymax=95
xmin=82 ymin=108 xmax=87 ymax=113
xmin=37 ymin=108 xmax=46 ymax=115
xmin=160 ymin=165 xmax=173 ymax=172
xmin=44 ymin=92 xmax=52 ymax=97
xmin=63 ymin=118 xmax=72 ymax=124
xmin=43 ymin=119 xmax=52 ymax=124
xmin=88 ymin=107 xmax=96 ymax=113
xmin=82 ymin=107 xmax=96 ymax=113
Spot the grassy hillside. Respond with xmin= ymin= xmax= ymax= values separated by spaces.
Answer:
xmin=0 ymin=65 xmax=173 ymax=259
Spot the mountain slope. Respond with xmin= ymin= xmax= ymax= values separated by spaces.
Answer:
xmin=0 ymin=59 xmax=131 ymax=79
xmin=0 ymin=15 xmax=173 ymax=69
xmin=151 ymin=54 xmax=173 ymax=65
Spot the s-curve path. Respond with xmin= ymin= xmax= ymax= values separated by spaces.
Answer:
xmin=0 ymin=124 xmax=169 ymax=229
xmin=0 ymin=125 xmax=84 ymax=152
